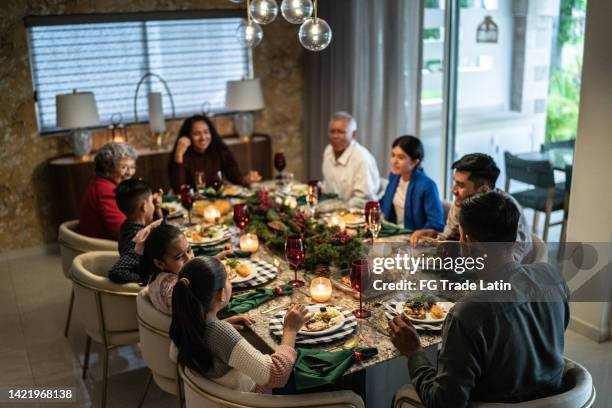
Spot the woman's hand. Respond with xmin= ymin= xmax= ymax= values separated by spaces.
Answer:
xmin=174 ymin=137 xmax=192 ymax=163
xmin=409 ymin=229 xmax=439 ymax=247
xmin=283 ymin=304 xmax=309 ymax=333
xmin=244 ymin=170 xmax=262 ymax=185
xmin=225 ymin=314 xmax=256 ymax=331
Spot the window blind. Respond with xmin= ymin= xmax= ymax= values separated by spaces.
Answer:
xmin=27 ymin=15 xmax=249 ymax=133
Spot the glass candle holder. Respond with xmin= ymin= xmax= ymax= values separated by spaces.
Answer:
xmin=310 ymin=276 xmax=332 ymax=303
xmin=240 ymin=233 xmax=259 ymax=252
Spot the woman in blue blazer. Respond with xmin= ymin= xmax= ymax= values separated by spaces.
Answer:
xmin=379 ymin=135 xmax=444 ymax=231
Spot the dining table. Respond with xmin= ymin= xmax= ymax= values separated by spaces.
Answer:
xmin=170 ymin=183 xmax=455 ymax=407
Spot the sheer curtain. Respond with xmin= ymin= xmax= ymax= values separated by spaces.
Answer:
xmin=305 ymin=0 xmax=422 ymax=179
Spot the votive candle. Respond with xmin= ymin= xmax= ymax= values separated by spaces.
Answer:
xmin=310 ymin=277 xmax=333 ymax=303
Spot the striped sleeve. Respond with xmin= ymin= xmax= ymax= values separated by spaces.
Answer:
xmin=211 ymin=321 xmax=296 ymax=389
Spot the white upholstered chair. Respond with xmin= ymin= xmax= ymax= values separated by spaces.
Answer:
xmin=394 ymin=357 xmax=595 ymax=408
xmin=179 ymin=364 xmax=365 ymax=408
xmin=441 ymin=199 xmax=453 ymax=223
xmin=58 ymin=220 xmax=117 ymax=337
xmin=71 ymin=251 xmax=141 ymax=408
xmin=136 ymin=288 xmax=182 ymax=408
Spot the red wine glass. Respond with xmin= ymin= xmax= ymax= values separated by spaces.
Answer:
xmin=233 ymin=203 xmax=250 ymax=231
xmin=308 ymin=179 xmax=323 ymax=196
xmin=350 ymin=259 xmax=372 ymax=318
xmin=274 ymin=152 xmax=286 ymax=179
xmin=180 ymin=185 xmax=195 ymax=225
xmin=364 ymin=201 xmax=381 ymax=223
xmin=285 ymin=235 xmax=305 ymax=287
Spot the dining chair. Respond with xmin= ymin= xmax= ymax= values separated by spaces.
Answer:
xmin=136 ymin=288 xmax=183 ymax=408
xmin=503 ymin=152 xmax=566 ymax=242
xmin=58 ymin=220 xmax=117 ymax=337
xmin=394 ymin=357 xmax=595 ymax=408
xmin=179 ymin=364 xmax=365 ymax=408
xmin=540 ymin=139 xmax=575 ymax=152
xmin=558 ymin=165 xmax=573 ymax=259
xmin=71 ymin=251 xmax=141 ymax=408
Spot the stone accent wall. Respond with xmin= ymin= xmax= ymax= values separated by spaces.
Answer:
xmin=0 ymin=0 xmax=304 ymax=251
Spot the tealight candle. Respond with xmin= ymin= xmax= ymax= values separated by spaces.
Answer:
xmin=327 ymin=215 xmax=346 ymax=231
xmin=310 ymin=277 xmax=332 ymax=303
xmin=284 ymin=195 xmax=298 ymax=209
xmin=203 ymin=205 xmax=221 ymax=224
xmin=240 ymin=233 xmax=259 ymax=252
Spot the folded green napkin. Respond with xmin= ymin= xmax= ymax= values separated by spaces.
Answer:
xmin=193 ymin=246 xmax=224 ymax=257
xmin=226 ymin=284 xmax=293 ymax=314
xmin=232 ymin=250 xmax=253 ymax=258
xmin=378 ymin=222 xmax=411 ymax=237
xmin=162 ymin=194 xmax=179 ymax=203
xmin=294 ymin=347 xmax=378 ymax=391
xmin=296 ymin=193 xmax=338 ymax=206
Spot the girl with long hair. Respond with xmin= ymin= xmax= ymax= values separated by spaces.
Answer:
xmin=141 ymin=224 xmax=252 ymax=329
xmin=168 ymin=114 xmax=261 ymax=192
xmin=170 ymin=257 xmax=308 ymax=392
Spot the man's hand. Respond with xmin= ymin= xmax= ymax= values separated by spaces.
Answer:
xmin=409 ymin=229 xmax=439 ymax=247
xmin=389 ymin=315 xmax=423 ymax=357
xmin=224 ymin=314 xmax=256 ymax=330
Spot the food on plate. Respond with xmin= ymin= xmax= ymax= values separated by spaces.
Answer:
xmin=184 ymin=226 xmax=220 ymax=241
xmin=223 ymin=258 xmax=251 ymax=280
xmin=302 ymin=306 xmax=343 ymax=332
xmin=223 ymin=185 xmax=241 ymax=196
xmin=403 ymin=295 xmax=446 ymax=320
xmin=213 ymin=199 xmax=232 ymax=215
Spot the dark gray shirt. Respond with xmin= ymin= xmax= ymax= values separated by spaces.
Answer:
xmin=408 ymin=262 xmax=570 ymax=407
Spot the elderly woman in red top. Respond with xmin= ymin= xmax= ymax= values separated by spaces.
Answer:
xmin=169 ymin=115 xmax=261 ymax=193
xmin=78 ymin=142 xmax=137 ymax=240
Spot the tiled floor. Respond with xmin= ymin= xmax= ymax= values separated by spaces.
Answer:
xmin=0 ymin=251 xmax=610 ymax=407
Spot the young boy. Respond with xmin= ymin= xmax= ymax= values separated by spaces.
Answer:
xmin=109 ymin=179 xmax=162 ymax=284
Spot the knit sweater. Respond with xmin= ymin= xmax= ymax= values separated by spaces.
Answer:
xmin=78 ymin=175 xmax=126 ymax=240
xmin=170 ymin=320 xmax=296 ymax=392
xmin=108 ymin=221 xmax=144 ymax=284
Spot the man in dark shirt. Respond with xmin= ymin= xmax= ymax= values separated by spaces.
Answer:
xmin=390 ymin=191 xmax=569 ymax=407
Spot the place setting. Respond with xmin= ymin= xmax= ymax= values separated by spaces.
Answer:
xmin=383 ymin=294 xmax=454 ymax=332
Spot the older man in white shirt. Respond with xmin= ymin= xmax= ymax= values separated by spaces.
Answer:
xmin=321 ymin=112 xmax=381 ymax=208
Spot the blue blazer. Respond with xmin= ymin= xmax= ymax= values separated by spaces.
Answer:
xmin=379 ymin=168 xmax=444 ymax=232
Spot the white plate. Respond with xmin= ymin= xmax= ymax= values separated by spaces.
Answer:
xmin=184 ymin=226 xmax=231 ymax=246
xmin=161 ymin=202 xmax=184 ymax=218
xmin=396 ymin=301 xmax=454 ymax=324
xmin=224 ymin=259 xmax=258 ymax=284
xmin=281 ymin=305 xmax=346 ymax=336
xmin=326 ymin=210 xmax=366 ymax=227
xmin=287 ymin=183 xmax=309 ymax=197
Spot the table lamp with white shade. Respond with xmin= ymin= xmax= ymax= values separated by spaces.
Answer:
xmin=56 ymin=90 xmax=100 ymax=158
xmin=225 ymin=78 xmax=265 ymax=142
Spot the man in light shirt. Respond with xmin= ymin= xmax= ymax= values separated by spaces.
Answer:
xmin=321 ymin=112 xmax=381 ymax=208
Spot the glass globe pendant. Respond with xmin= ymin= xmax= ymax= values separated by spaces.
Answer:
xmin=228 ymin=0 xmax=244 ymax=3
xmin=299 ymin=17 xmax=332 ymax=51
xmin=236 ymin=19 xmax=264 ymax=48
xmin=281 ymin=0 xmax=313 ymax=24
xmin=250 ymin=0 xmax=279 ymax=25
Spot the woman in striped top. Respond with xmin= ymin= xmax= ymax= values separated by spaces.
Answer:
xmin=170 ymin=257 xmax=309 ymax=392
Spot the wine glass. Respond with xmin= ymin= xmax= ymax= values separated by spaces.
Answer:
xmin=233 ymin=203 xmax=250 ymax=231
xmin=285 ymin=235 xmax=305 ymax=287
xmin=364 ymin=201 xmax=381 ymax=223
xmin=350 ymin=259 xmax=372 ymax=318
xmin=306 ymin=184 xmax=318 ymax=217
xmin=368 ymin=206 xmax=382 ymax=246
xmin=195 ymin=171 xmax=206 ymax=192
xmin=308 ymin=179 xmax=323 ymax=196
xmin=180 ymin=185 xmax=195 ymax=226
xmin=274 ymin=152 xmax=286 ymax=179
xmin=208 ymin=171 xmax=224 ymax=195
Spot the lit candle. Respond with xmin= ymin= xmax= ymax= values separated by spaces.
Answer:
xmin=327 ymin=215 xmax=346 ymax=231
xmin=240 ymin=233 xmax=259 ymax=252
xmin=284 ymin=195 xmax=298 ymax=209
xmin=310 ymin=277 xmax=332 ymax=303
xmin=203 ymin=205 xmax=221 ymax=224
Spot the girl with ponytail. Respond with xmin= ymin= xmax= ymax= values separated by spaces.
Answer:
xmin=170 ymin=257 xmax=309 ymax=392
xmin=141 ymin=224 xmax=250 ymax=330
